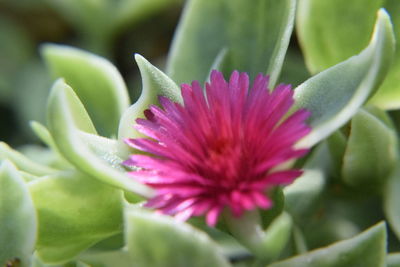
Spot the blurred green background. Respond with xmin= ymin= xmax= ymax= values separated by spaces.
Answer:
xmin=0 ymin=0 xmax=185 ymax=147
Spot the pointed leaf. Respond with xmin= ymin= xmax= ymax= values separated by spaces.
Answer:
xmin=167 ymin=0 xmax=296 ymax=85
xmin=47 ymin=79 xmax=152 ymax=196
xmin=0 ymin=142 xmax=56 ymax=176
xmin=294 ymin=9 xmax=395 ymax=148
xmin=42 ymin=44 xmax=130 ymax=137
xmin=29 ymin=171 xmax=123 ymax=264
xmin=0 ymin=161 xmax=36 ymax=267
xmin=125 ymin=208 xmax=231 ymax=267
xmin=118 ymin=54 xmax=181 ymax=141
xmin=342 ymin=108 xmax=397 ymax=189
xmin=268 ymin=222 xmax=387 ymax=267
xmin=384 ymin=165 xmax=400 ymax=241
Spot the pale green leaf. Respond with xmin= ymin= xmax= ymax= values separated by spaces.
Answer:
xmin=388 ymin=253 xmax=400 ymax=267
xmin=268 ymin=222 xmax=387 ymax=267
xmin=297 ymin=0 xmax=400 ymax=109
xmin=29 ymin=171 xmax=123 ymax=264
xmin=384 ymin=165 xmax=400 ymax=241
xmin=342 ymin=108 xmax=397 ymax=189
xmin=125 ymin=208 xmax=231 ymax=267
xmin=47 ymin=79 xmax=152 ymax=196
xmin=0 ymin=142 xmax=56 ymax=176
xmin=117 ymin=54 xmax=181 ymax=142
xmin=167 ymin=0 xmax=296 ymax=86
xmin=294 ymin=9 xmax=395 ymax=148
xmin=42 ymin=44 xmax=130 ymax=137
xmin=0 ymin=161 xmax=37 ymax=267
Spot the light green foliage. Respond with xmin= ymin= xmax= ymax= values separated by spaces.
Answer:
xmin=294 ymin=9 xmax=395 ymax=148
xmin=388 ymin=253 xmax=400 ymax=267
xmin=297 ymin=0 xmax=400 ymax=109
xmin=125 ymin=207 xmax=231 ymax=267
xmin=117 ymin=55 xmax=181 ymax=142
xmin=46 ymin=79 xmax=152 ymax=196
xmin=342 ymin=108 xmax=397 ymax=189
xmin=167 ymin=0 xmax=296 ymax=86
xmin=268 ymin=222 xmax=387 ymax=267
xmin=384 ymin=165 xmax=400 ymax=240
xmin=42 ymin=44 xmax=130 ymax=137
xmin=0 ymin=161 xmax=36 ymax=267
xmin=29 ymin=171 xmax=123 ymax=264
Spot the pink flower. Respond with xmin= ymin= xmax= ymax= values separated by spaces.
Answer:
xmin=125 ymin=70 xmax=311 ymax=226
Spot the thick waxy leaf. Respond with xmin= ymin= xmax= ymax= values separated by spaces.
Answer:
xmin=225 ymin=210 xmax=292 ymax=261
xmin=29 ymin=171 xmax=123 ymax=264
xmin=268 ymin=222 xmax=387 ymax=267
xmin=118 ymin=54 xmax=181 ymax=142
xmin=42 ymin=44 xmax=130 ymax=137
xmin=384 ymin=165 xmax=400 ymax=241
xmin=0 ymin=142 xmax=56 ymax=176
xmin=294 ymin=9 xmax=395 ymax=148
xmin=125 ymin=208 xmax=231 ymax=267
xmin=388 ymin=253 xmax=400 ymax=267
xmin=79 ymin=249 xmax=132 ymax=267
xmin=342 ymin=108 xmax=397 ymax=189
xmin=47 ymin=79 xmax=152 ymax=196
xmin=0 ymin=161 xmax=37 ymax=267
xmin=297 ymin=0 xmax=400 ymax=109
xmin=284 ymin=169 xmax=325 ymax=221
xmin=167 ymin=0 xmax=296 ymax=86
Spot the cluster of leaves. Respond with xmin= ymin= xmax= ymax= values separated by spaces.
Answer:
xmin=1 ymin=0 xmax=400 ymax=266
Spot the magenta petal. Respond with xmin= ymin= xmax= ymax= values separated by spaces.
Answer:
xmin=126 ymin=70 xmax=311 ymax=226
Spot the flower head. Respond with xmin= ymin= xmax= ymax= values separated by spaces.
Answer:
xmin=125 ymin=70 xmax=311 ymax=226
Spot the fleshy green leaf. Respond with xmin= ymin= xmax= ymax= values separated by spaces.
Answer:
xmin=167 ymin=0 xmax=296 ymax=86
xmin=225 ymin=210 xmax=292 ymax=262
xmin=294 ymin=9 xmax=395 ymax=148
xmin=118 ymin=54 xmax=181 ymax=141
xmin=0 ymin=142 xmax=56 ymax=176
xmin=29 ymin=171 xmax=123 ymax=264
xmin=297 ymin=0 xmax=400 ymax=109
xmin=284 ymin=169 xmax=325 ymax=221
xmin=42 ymin=44 xmax=130 ymax=137
xmin=388 ymin=253 xmax=400 ymax=267
xmin=342 ymin=108 xmax=397 ymax=189
xmin=47 ymin=79 xmax=152 ymax=196
xmin=384 ymin=165 xmax=400 ymax=241
xmin=125 ymin=207 xmax=231 ymax=267
xmin=268 ymin=222 xmax=387 ymax=267
xmin=78 ymin=249 xmax=133 ymax=267
xmin=0 ymin=161 xmax=36 ymax=267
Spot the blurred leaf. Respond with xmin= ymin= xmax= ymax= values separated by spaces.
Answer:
xmin=0 ymin=142 xmax=56 ymax=176
xmin=384 ymin=165 xmax=400 ymax=241
xmin=225 ymin=210 xmax=292 ymax=261
xmin=167 ymin=0 xmax=296 ymax=86
xmin=0 ymin=161 xmax=37 ymax=267
xmin=46 ymin=79 xmax=152 ymax=196
xmin=79 ymin=249 xmax=132 ymax=267
xmin=297 ymin=0 xmax=400 ymax=109
xmin=268 ymin=222 xmax=387 ymax=267
xmin=294 ymin=9 xmax=395 ymax=148
xmin=342 ymin=108 xmax=397 ymax=189
xmin=114 ymin=0 xmax=182 ymax=31
xmin=296 ymin=0 xmax=383 ymax=73
xmin=11 ymin=61 xmax=52 ymax=136
xmin=118 ymin=54 xmax=181 ymax=142
xmin=29 ymin=171 xmax=123 ymax=264
xmin=125 ymin=208 xmax=231 ymax=267
xmin=42 ymin=44 xmax=130 ymax=137
xmin=284 ymin=169 xmax=325 ymax=222
xmin=388 ymin=253 xmax=400 ymax=267
xmin=0 ymin=16 xmax=33 ymax=103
